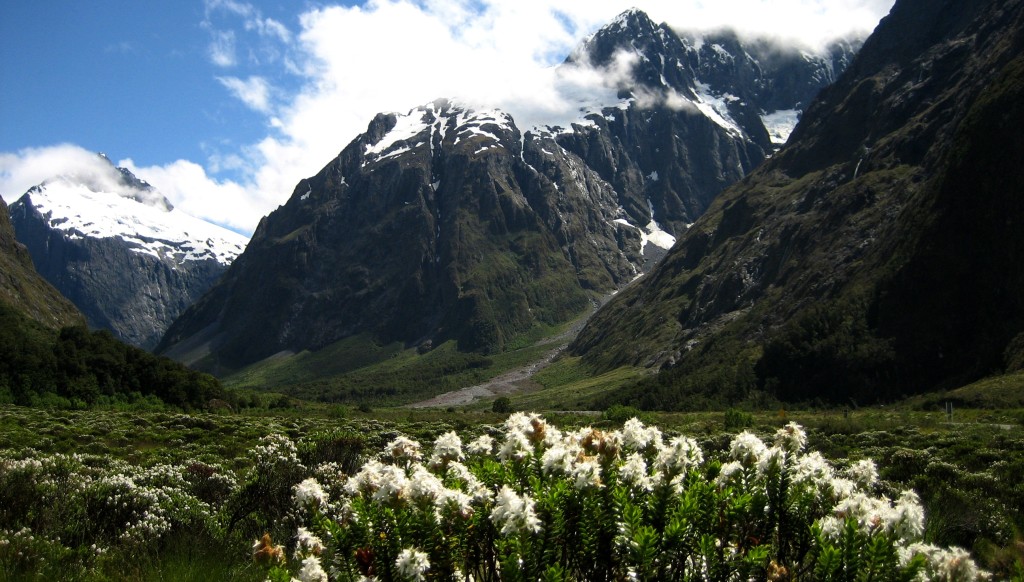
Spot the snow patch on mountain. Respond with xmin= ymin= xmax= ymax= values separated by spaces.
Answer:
xmin=690 ymin=81 xmax=745 ymax=138
xmin=761 ymin=109 xmax=801 ymax=146
xmin=19 ymin=178 xmax=248 ymax=266
xmin=365 ymin=111 xmax=430 ymax=156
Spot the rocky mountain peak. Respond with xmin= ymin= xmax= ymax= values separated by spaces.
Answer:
xmin=569 ymin=8 xmax=693 ymax=97
xmin=10 ymin=162 xmax=248 ymax=349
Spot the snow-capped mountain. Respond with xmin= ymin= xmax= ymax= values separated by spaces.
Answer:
xmin=158 ymin=9 xmax=860 ymax=374
xmin=10 ymin=157 xmax=248 ymax=349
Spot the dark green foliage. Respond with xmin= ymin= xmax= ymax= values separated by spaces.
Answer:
xmin=492 ymin=397 xmax=513 ymax=413
xmin=595 ymin=334 xmax=760 ymax=411
xmin=0 ymin=301 xmax=223 ymax=410
xmin=297 ymin=430 xmax=366 ymax=474
xmin=756 ymin=297 xmax=896 ymax=405
xmin=602 ymin=404 xmax=644 ymax=423
xmin=1004 ymin=333 xmax=1024 ymax=373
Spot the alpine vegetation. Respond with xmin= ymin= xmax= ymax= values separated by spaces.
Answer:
xmin=259 ymin=415 xmax=986 ymax=581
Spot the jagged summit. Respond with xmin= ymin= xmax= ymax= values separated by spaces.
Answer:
xmin=566 ymin=8 xmax=861 ymax=152
xmin=10 ymin=162 xmax=248 ymax=349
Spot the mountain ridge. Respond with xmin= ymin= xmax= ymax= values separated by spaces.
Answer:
xmin=10 ymin=156 xmax=248 ymax=349
xmin=157 ymin=9 xmax=861 ymax=383
xmin=570 ymin=0 xmax=1024 ymax=408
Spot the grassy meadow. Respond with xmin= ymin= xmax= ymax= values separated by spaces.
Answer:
xmin=1 ymin=402 xmax=1022 ymax=580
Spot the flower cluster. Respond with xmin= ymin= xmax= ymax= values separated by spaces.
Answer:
xmin=260 ymin=416 xmax=989 ymax=582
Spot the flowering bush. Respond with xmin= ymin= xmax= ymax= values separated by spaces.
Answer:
xmin=259 ymin=415 xmax=989 ymax=581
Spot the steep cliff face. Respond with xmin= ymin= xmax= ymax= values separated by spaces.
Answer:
xmin=572 ymin=0 xmax=1024 ymax=407
xmin=10 ymin=161 xmax=247 ymax=349
xmin=158 ymin=9 xmax=860 ymax=376
xmin=0 ymin=197 xmax=83 ymax=329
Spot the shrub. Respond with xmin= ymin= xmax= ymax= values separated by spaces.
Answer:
xmin=602 ymin=404 xmax=644 ymax=423
xmin=259 ymin=416 xmax=988 ymax=581
xmin=492 ymin=397 xmax=513 ymax=413
xmin=724 ymin=408 xmax=753 ymax=430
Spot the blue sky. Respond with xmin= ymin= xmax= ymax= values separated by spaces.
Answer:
xmin=1 ymin=0 xmax=894 ymax=234
xmin=0 ymin=1 xmax=307 ymax=170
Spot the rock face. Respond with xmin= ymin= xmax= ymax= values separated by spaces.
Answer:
xmin=158 ymin=9 xmax=860 ymax=374
xmin=572 ymin=0 xmax=1024 ymax=407
xmin=10 ymin=159 xmax=247 ymax=349
xmin=0 ymin=197 xmax=84 ymax=329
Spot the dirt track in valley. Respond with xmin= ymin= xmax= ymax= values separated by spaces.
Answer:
xmin=404 ymin=298 xmax=605 ymax=409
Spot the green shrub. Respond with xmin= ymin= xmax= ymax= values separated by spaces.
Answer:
xmin=602 ymin=404 xmax=644 ymax=423
xmin=724 ymin=408 xmax=754 ymax=430
xmin=492 ymin=396 xmax=513 ymax=413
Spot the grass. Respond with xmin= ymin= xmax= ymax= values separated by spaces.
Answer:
xmin=224 ymin=334 xmax=406 ymax=390
xmin=510 ymin=356 xmax=647 ymax=410
xmin=903 ymin=370 xmax=1024 ymax=410
xmin=1 ymin=404 xmax=1022 ymax=578
xmin=222 ymin=314 xmax=585 ymax=407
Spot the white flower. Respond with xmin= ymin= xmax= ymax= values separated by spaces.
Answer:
xmin=429 ymin=431 xmax=464 ymax=467
xmin=296 ymin=555 xmax=328 ymax=582
xmin=345 ymin=459 xmax=386 ymax=496
xmin=408 ymin=464 xmax=445 ymax=504
xmin=729 ymin=431 xmax=768 ymax=466
xmin=773 ymin=422 xmax=807 ymax=453
xmin=655 ymin=435 xmax=704 ymax=475
xmin=830 ymin=477 xmax=857 ymax=501
xmin=571 ymin=457 xmax=602 ymax=490
xmin=372 ymin=464 xmax=411 ymax=504
xmin=890 ymin=489 xmax=925 ymax=541
xmin=833 ymin=492 xmax=892 ymax=533
xmin=541 ymin=443 xmax=577 ymax=475
xmin=792 ymin=451 xmax=834 ymax=489
xmin=902 ymin=543 xmax=987 ymax=581
xmin=445 ymin=461 xmax=491 ymax=503
xmin=466 ymin=434 xmax=495 ymax=456
xmin=504 ymin=412 xmax=548 ymax=443
xmin=490 ymin=486 xmax=542 ymax=535
xmin=619 ymin=452 xmax=653 ymax=491
xmin=621 ymin=418 xmax=662 ymax=452
xmin=386 ymin=436 xmax=423 ymax=463
xmin=293 ymin=478 xmax=328 ymax=511
xmin=395 ymin=548 xmax=430 ymax=582
xmin=294 ymin=527 xmax=325 ymax=559
xmin=756 ymin=446 xmax=787 ymax=478
xmin=436 ymin=487 xmax=475 ymax=519
xmin=818 ymin=515 xmax=845 ymax=541
xmin=846 ymin=459 xmax=878 ymax=489
xmin=498 ymin=430 xmax=533 ymax=462
xmin=716 ymin=460 xmax=744 ymax=487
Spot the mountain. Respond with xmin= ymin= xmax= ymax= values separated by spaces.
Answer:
xmin=571 ymin=0 xmax=1024 ymax=408
xmin=0 ymin=196 xmax=84 ymax=328
xmin=157 ymin=10 xmax=859 ymax=377
xmin=1 ymin=195 xmax=222 ymax=410
xmin=10 ymin=156 xmax=248 ymax=350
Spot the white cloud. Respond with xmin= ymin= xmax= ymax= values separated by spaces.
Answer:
xmin=208 ymin=30 xmax=237 ymax=67
xmin=117 ymin=157 xmax=263 ymax=234
xmin=206 ymin=0 xmax=292 ymax=41
xmin=1 ymin=145 xmax=121 ymax=201
xmin=217 ymin=75 xmax=273 ymax=113
xmin=0 ymin=144 xmax=259 ymax=234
